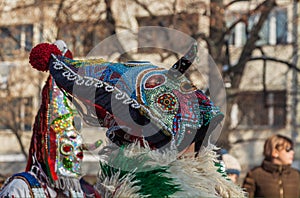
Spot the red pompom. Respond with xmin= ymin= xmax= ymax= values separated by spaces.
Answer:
xmin=64 ymin=49 xmax=73 ymax=59
xmin=29 ymin=43 xmax=62 ymax=72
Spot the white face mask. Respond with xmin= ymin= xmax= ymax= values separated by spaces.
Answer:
xmin=56 ymin=125 xmax=83 ymax=177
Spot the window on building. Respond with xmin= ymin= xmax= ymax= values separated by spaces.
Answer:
xmin=230 ymin=90 xmax=286 ymax=129
xmin=248 ymin=13 xmax=270 ymax=46
xmin=22 ymin=97 xmax=33 ymax=131
xmin=0 ymin=24 xmax=33 ymax=57
xmin=227 ymin=8 xmax=288 ymax=46
xmin=58 ymin=22 xmax=112 ymax=57
xmin=275 ymin=8 xmax=288 ymax=44
xmin=0 ymin=62 xmax=34 ymax=131
xmin=0 ymin=96 xmax=33 ymax=131
xmin=0 ymin=63 xmax=13 ymax=90
xmin=136 ymin=13 xmax=199 ymax=53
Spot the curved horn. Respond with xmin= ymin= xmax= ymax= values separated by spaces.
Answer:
xmin=168 ymin=42 xmax=198 ymax=78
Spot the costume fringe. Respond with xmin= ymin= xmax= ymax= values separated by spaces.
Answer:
xmin=54 ymin=175 xmax=84 ymax=196
xmin=170 ymin=143 xmax=245 ymax=197
xmin=96 ymin=142 xmax=246 ymax=198
xmin=96 ymin=167 xmax=142 ymax=198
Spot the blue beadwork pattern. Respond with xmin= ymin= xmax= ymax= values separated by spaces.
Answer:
xmin=62 ymin=56 xmax=157 ymax=98
xmin=13 ymin=172 xmax=41 ymax=188
xmin=51 ymin=55 xmax=223 ymax=147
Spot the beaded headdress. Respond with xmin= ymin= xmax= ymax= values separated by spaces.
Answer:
xmin=29 ymin=41 xmax=223 ymax=152
xmin=26 ymin=45 xmax=84 ymax=184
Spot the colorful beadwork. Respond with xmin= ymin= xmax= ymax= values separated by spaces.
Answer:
xmin=47 ymin=79 xmax=83 ymax=177
xmin=157 ymin=93 xmax=177 ymax=112
xmin=61 ymin=143 xmax=73 ymax=155
xmin=48 ymin=42 xmax=223 ymax=149
xmin=145 ymin=74 xmax=166 ymax=89
xmin=63 ymin=157 xmax=73 ymax=170
xmin=12 ymin=172 xmax=47 ymax=198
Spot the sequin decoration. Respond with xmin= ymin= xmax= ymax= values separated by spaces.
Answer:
xmin=56 ymin=129 xmax=83 ymax=177
xmin=47 ymin=79 xmax=83 ymax=178
xmin=63 ymin=157 xmax=73 ymax=170
xmin=49 ymin=82 xmax=72 ymax=124
xmin=60 ymin=143 xmax=73 ymax=155
xmin=52 ymin=115 xmax=74 ymax=134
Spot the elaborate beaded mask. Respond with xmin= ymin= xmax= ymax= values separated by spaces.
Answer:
xmin=49 ymin=80 xmax=83 ymax=177
xmin=26 ymin=75 xmax=83 ymax=183
xmin=29 ymin=42 xmax=223 ymax=152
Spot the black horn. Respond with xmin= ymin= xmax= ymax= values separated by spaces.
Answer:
xmin=168 ymin=42 xmax=198 ymax=78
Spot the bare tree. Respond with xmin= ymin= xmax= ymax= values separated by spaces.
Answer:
xmin=0 ymin=0 xmax=48 ymax=158
xmin=207 ymin=0 xmax=278 ymax=147
xmin=44 ymin=0 xmax=299 ymax=148
xmin=1 ymin=0 xmax=298 ymax=152
xmin=131 ymin=0 xmax=299 ymax=148
xmin=0 ymin=65 xmax=46 ymax=159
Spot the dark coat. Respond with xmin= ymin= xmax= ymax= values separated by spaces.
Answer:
xmin=243 ymin=160 xmax=300 ymax=198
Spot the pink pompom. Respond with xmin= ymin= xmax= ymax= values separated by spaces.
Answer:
xmin=29 ymin=43 xmax=62 ymax=72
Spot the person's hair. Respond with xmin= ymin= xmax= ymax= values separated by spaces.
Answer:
xmin=263 ymin=134 xmax=293 ymax=161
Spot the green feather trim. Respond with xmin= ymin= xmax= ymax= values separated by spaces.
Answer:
xmin=135 ymin=167 xmax=181 ymax=197
xmin=214 ymin=161 xmax=230 ymax=180
xmin=98 ymin=145 xmax=181 ymax=197
xmin=99 ymin=163 xmax=181 ymax=197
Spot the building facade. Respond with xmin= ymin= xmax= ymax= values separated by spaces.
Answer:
xmin=0 ymin=0 xmax=299 ymax=185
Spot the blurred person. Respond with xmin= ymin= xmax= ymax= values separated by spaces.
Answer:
xmin=243 ymin=134 xmax=300 ymax=198
xmin=219 ymin=149 xmax=242 ymax=184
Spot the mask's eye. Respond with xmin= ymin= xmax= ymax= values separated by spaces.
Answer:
xmin=60 ymin=143 xmax=74 ymax=155
xmin=180 ymin=81 xmax=195 ymax=92
xmin=69 ymin=134 xmax=77 ymax=139
xmin=145 ymin=74 xmax=165 ymax=89
xmin=65 ymin=130 xmax=78 ymax=139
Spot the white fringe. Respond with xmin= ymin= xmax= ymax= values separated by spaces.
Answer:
xmin=96 ymin=167 xmax=144 ymax=198
xmin=53 ymin=176 xmax=84 ymax=197
xmin=96 ymin=141 xmax=246 ymax=198
xmin=169 ymin=143 xmax=245 ymax=197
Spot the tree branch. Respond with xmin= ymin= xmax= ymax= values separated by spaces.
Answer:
xmin=224 ymin=0 xmax=250 ymax=9
xmin=130 ymin=0 xmax=155 ymax=18
xmin=55 ymin=0 xmax=66 ymax=23
xmin=193 ymin=32 xmax=213 ymax=52
xmin=249 ymin=56 xmax=300 ymax=72
xmin=222 ymin=0 xmax=275 ymax=43
xmin=230 ymin=0 xmax=276 ymax=88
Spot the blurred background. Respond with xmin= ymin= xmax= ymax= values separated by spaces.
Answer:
xmin=0 ymin=0 xmax=299 ymax=186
